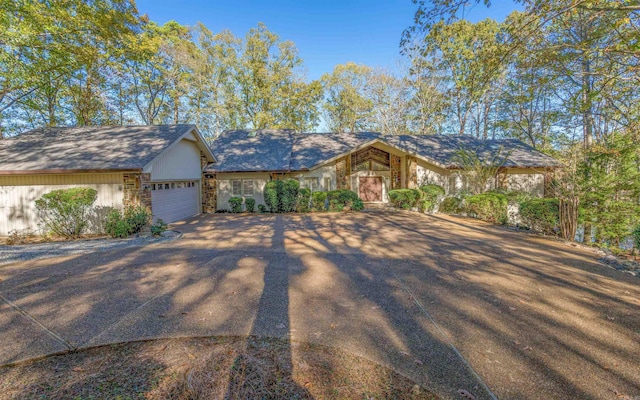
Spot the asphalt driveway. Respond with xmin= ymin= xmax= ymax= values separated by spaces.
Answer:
xmin=0 ymin=211 xmax=638 ymax=400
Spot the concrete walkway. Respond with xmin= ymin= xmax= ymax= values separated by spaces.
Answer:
xmin=0 ymin=212 xmax=638 ymax=400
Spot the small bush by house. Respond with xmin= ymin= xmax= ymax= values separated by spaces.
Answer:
xmin=519 ymin=198 xmax=559 ymax=235
xmin=35 ymin=187 xmax=97 ymax=238
xmin=466 ymin=192 xmax=508 ymax=224
xmin=105 ymin=206 xmax=151 ymax=238
xmin=245 ymin=198 xmax=256 ymax=213
xmin=419 ymin=184 xmax=445 ymax=213
xmin=388 ymin=189 xmax=422 ymax=210
xmin=229 ymin=197 xmax=243 ymax=213
xmin=327 ymin=190 xmax=364 ymax=212
xmin=311 ymin=191 xmax=327 ymax=211
xmin=440 ymin=196 xmax=463 ymax=214
xmin=264 ymin=179 xmax=300 ymax=213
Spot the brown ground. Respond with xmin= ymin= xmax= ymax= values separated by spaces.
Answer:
xmin=1 ymin=211 xmax=638 ymax=400
xmin=0 ymin=336 xmax=437 ymax=400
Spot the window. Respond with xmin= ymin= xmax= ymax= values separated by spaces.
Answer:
xmin=324 ymin=177 xmax=331 ymax=191
xmin=304 ymin=177 xmax=319 ymax=191
xmin=231 ymin=179 xmax=254 ymax=196
xmin=243 ymin=179 xmax=254 ymax=196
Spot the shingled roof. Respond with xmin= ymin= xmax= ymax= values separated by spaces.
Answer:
xmin=209 ymin=130 xmax=561 ymax=172
xmin=0 ymin=125 xmax=215 ymax=174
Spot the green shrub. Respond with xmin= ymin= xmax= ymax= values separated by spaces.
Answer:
xmin=439 ymin=197 xmax=463 ymax=214
xmin=419 ymin=184 xmax=445 ymax=213
xmin=388 ymin=189 xmax=422 ymax=210
xmin=104 ymin=206 xmax=151 ymax=238
xmin=245 ymin=198 xmax=256 ymax=213
xmin=264 ymin=181 xmax=279 ymax=212
xmin=150 ymin=219 xmax=168 ymax=236
xmin=258 ymin=204 xmax=268 ymax=213
xmin=105 ymin=209 xmax=130 ymax=238
xmin=296 ymin=188 xmax=311 ymax=213
xmin=125 ymin=206 xmax=150 ymax=233
xmin=263 ymin=179 xmax=300 ymax=213
xmin=327 ymin=190 xmax=363 ymax=212
xmin=466 ymin=193 xmax=508 ymax=224
xmin=519 ymin=198 xmax=559 ymax=235
xmin=311 ymin=191 xmax=327 ymax=211
xmin=282 ymin=179 xmax=300 ymax=212
xmin=633 ymin=224 xmax=640 ymax=252
xmin=34 ymin=187 xmax=97 ymax=238
xmin=229 ymin=197 xmax=243 ymax=213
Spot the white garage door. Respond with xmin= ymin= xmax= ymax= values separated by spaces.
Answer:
xmin=151 ymin=181 xmax=199 ymax=223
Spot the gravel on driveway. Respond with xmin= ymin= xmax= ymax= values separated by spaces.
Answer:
xmin=0 ymin=212 xmax=638 ymax=400
xmin=0 ymin=232 xmax=180 ymax=266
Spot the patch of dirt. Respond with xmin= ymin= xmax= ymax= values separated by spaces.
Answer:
xmin=0 ymin=336 xmax=439 ymax=400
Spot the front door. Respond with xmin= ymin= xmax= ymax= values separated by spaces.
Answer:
xmin=359 ymin=176 xmax=382 ymax=202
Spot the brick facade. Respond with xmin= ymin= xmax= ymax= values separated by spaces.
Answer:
xmin=123 ymin=173 xmax=152 ymax=211
xmin=202 ymin=173 xmax=217 ymax=213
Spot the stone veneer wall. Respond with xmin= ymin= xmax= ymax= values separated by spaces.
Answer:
xmin=202 ymin=173 xmax=217 ymax=213
xmin=390 ymin=154 xmax=402 ymax=189
xmin=406 ymin=156 xmax=417 ymax=189
xmin=123 ymin=173 xmax=152 ymax=211
xmin=336 ymin=154 xmax=352 ymax=190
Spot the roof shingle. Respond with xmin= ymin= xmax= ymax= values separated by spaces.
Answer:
xmin=0 ymin=125 xmax=201 ymax=173
xmin=209 ymin=130 xmax=561 ymax=172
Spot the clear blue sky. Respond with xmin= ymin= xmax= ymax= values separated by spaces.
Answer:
xmin=135 ymin=0 xmax=520 ymax=81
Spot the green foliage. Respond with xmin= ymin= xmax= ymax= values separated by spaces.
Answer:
xmin=388 ymin=189 xmax=422 ymax=210
xmin=125 ymin=206 xmax=151 ymax=234
xmin=440 ymin=197 xmax=463 ymax=214
xmin=633 ymin=225 xmax=640 ymax=251
xmin=579 ymin=134 xmax=640 ymax=246
xmin=229 ymin=197 xmax=243 ymax=213
xmin=296 ymin=188 xmax=311 ymax=213
xmin=34 ymin=187 xmax=98 ymax=238
xmin=245 ymin=197 xmax=256 ymax=213
xmin=326 ymin=190 xmax=364 ymax=212
xmin=311 ymin=191 xmax=327 ymax=211
xmin=264 ymin=181 xmax=279 ymax=212
xmin=258 ymin=204 xmax=268 ymax=213
xmin=150 ymin=219 xmax=168 ymax=236
xmin=105 ymin=209 xmax=130 ymax=239
xmin=519 ymin=198 xmax=559 ymax=235
xmin=263 ymin=179 xmax=300 ymax=213
xmin=104 ymin=206 xmax=150 ymax=238
xmin=419 ymin=184 xmax=445 ymax=213
xmin=466 ymin=193 xmax=508 ymax=224
xmin=282 ymin=179 xmax=300 ymax=212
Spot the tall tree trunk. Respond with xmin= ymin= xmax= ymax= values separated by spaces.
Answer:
xmin=582 ymin=57 xmax=593 ymax=149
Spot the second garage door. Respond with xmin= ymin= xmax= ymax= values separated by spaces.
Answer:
xmin=151 ymin=181 xmax=199 ymax=223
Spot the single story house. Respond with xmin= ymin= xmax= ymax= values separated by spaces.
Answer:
xmin=208 ymin=129 xmax=562 ymax=211
xmin=0 ymin=125 xmax=215 ymax=235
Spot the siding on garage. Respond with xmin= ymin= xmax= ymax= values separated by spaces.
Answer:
xmin=216 ymin=172 xmax=270 ymax=211
xmin=0 ymin=173 xmax=124 ymax=235
xmin=146 ymin=139 xmax=203 ymax=181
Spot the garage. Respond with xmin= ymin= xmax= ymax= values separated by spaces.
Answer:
xmin=150 ymin=181 xmax=199 ymax=223
xmin=0 ymin=125 xmax=216 ymax=235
